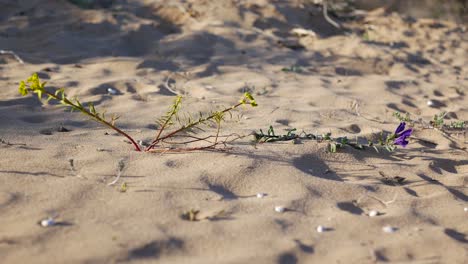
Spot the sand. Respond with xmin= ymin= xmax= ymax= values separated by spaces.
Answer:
xmin=0 ymin=1 xmax=467 ymax=263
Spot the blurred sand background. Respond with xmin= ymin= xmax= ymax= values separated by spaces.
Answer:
xmin=0 ymin=0 xmax=467 ymax=263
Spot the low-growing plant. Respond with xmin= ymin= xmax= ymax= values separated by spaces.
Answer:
xmin=253 ymin=122 xmax=413 ymax=153
xmin=429 ymin=112 xmax=466 ymax=130
xmin=449 ymin=120 xmax=465 ymax=129
xmin=119 ymin=182 xmax=128 ymax=193
xmin=19 ymin=73 xmax=257 ymax=152
xmin=392 ymin=111 xmax=411 ymax=122
xmin=431 ymin=112 xmax=447 ymax=128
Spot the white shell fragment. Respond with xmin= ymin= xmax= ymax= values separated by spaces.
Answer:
xmin=275 ymin=206 xmax=285 ymax=213
xmin=382 ymin=226 xmax=397 ymax=233
xmin=426 ymin=100 xmax=434 ymax=106
xmin=464 ymin=207 xmax=468 ymax=212
xmin=316 ymin=225 xmax=325 ymax=233
xmin=40 ymin=218 xmax=56 ymax=227
xmin=368 ymin=210 xmax=379 ymax=217
xmin=256 ymin=193 xmax=266 ymax=198
xmin=107 ymin=88 xmax=117 ymax=95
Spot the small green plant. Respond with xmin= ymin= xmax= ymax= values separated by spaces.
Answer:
xmin=393 ymin=111 xmax=411 ymax=122
xmin=254 ymin=122 xmax=413 ymax=153
xmin=144 ymin=91 xmax=257 ymax=152
xmin=181 ymin=209 xmax=227 ymax=222
xmin=119 ymin=182 xmax=128 ymax=193
xmin=449 ymin=120 xmax=465 ymax=129
xmin=19 ymin=73 xmax=257 ymax=152
xmin=431 ymin=112 xmax=447 ymax=128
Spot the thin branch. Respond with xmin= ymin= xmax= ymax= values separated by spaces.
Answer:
xmin=163 ymin=74 xmax=181 ymax=95
xmin=322 ymin=2 xmax=341 ymax=29
xmin=145 ymin=102 xmax=245 ymax=151
xmin=0 ymin=50 xmax=24 ymax=64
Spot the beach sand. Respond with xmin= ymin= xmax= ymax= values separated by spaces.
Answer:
xmin=0 ymin=1 xmax=467 ymax=263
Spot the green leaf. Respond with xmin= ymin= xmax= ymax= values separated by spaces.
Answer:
xmin=242 ymin=92 xmax=258 ymax=107
xmin=36 ymin=89 xmax=43 ymax=100
xmin=45 ymin=95 xmax=54 ymax=103
xmin=18 ymin=81 xmax=28 ymax=96
xmin=267 ymin=126 xmax=275 ymax=136
xmin=89 ymin=103 xmax=97 ymax=115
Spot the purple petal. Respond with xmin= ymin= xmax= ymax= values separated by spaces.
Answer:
xmin=399 ymin=128 xmax=413 ymax=138
xmin=395 ymin=122 xmax=406 ymax=134
xmin=394 ymin=137 xmax=409 ymax=147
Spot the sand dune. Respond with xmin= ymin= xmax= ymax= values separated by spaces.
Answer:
xmin=0 ymin=1 xmax=467 ymax=263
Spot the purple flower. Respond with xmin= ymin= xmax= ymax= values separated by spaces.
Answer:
xmin=393 ymin=122 xmax=412 ymax=147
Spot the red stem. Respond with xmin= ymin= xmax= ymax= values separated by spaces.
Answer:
xmin=44 ymin=90 xmax=142 ymax=151
xmin=145 ymin=102 xmax=243 ymax=151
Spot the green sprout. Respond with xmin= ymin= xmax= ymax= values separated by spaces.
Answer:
xmin=393 ymin=111 xmax=411 ymax=122
xmin=119 ymin=182 xmax=128 ymax=193
xmin=431 ymin=112 xmax=446 ymax=128
xmin=449 ymin=120 xmax=465 ymax=129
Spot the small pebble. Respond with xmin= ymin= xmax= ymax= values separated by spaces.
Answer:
xmin=368 ymin=210 xmax=379 ymax=217
xmin=275 ymin=206 xmax=285 ymax=213
xmin=382 ymin=226 xmax=397 ymax=233
xmin=426 ymin=100 xmax=434 ymax=106
xmin=256 ymin=193 xmax=266 ymax=198
xmin=464 ymin=207 xmax=468 ymax=212
xmin=316 ymin=225 xmax=325 ymax=233
xmin=107 ymin=88 xmax=117 ymax=95
xmin=40 ymin=218 xmax=55 ymax=227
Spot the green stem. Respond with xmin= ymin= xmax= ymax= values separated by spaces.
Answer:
xmin=145 ymin=102 xmax=243 ymax=151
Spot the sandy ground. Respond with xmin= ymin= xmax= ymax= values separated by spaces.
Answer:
xmin=0 ymin=1 xmax=467 ymax=263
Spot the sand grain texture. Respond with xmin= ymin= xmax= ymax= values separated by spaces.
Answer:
xmin=0 ymin=1 xmax=467 ymax=263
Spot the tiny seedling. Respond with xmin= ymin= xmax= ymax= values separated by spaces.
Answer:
xmin=119 ymin=182 xmax=128 ymax=193
xmin=393 ymin=111 xmax=411 ymax=122
xmin=18 ymin=73 xmax=257 ymax=152
xmin=181 ymin=209 xmax=227 ymax=221
xmin=181 ymin=209 xmax=200 ymax=221
xmin=431 ymin=112 xmax=446 ymax=128
xmin=449 ymin=120 xmax=465 ymax=129
xmin=429 ymin=112 xmax=466 ymax=130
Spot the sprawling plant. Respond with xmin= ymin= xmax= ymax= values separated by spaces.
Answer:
xmin=19 ymin=73 xmax=257 ymax=152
